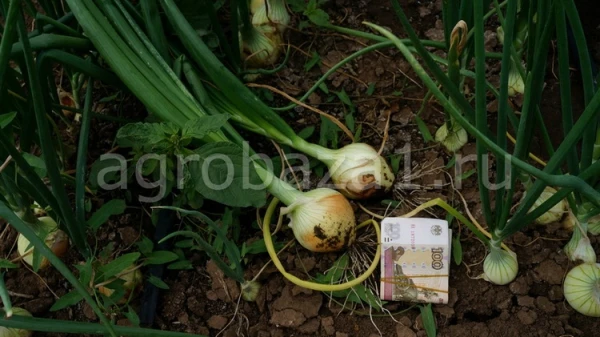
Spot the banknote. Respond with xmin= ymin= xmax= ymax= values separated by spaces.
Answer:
xmin=380 ymin=218 xmax=451 ymax=304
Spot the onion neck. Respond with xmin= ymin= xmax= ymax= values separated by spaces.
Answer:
xmin=290 ymin=137 xmax=337 ymax=165
xmin=253 ymin=163 xmax=302 ymax=206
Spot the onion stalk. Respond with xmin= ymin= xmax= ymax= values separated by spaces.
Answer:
xmin=564 ymin=263 xmax=600 ymax=317
xmin=209 ymin=89 xmax=395 ymax=199
xmin=0 ymin=307 xmax=32 ymax=337
xmin=65 ymin=0 xmax=358 ymax=253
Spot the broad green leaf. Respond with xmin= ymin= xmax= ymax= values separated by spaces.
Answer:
xmin=136 ymin=236 xmax=154 ymax=255
xmin=22 ymin=153 xmax=47 ymax=178
xmin=98 ymin=253 xmax=141 ymax=279
xmin=116 ymin=122 xmax=171 ymax=149
xmin=305 ymin=4 xmax=329 ymax=26
xmin=50 ymin=290 xmax=84 ymax=311
xmin=144 ymin=251 xmax=179 ymax=265
xmin=75 ymin=260 xmax=94 ymax=286
xmin=89 ymin=156 xmax=126 ymax=189
xmin=0 ymin=259 xmax=18 ymax=269
xmin=147 ymin=275 xmax=169 ymax=290
xmin=452 ymin=236 xmax=463 ymax=265
xmin=336 ymin=90 xmax=353 ymax=107
xmin=415 ymin=116 xmax=433 ymax=142
xmin=366 ymin=83 xmax=376 ymax=96
xmin=420 ymin=304 xmax=437 ymax=337
xmin=298 ymin=126 xmax=316 ymax=140
xmin=241 ymin=239 xmax=285 ymax=257
xmin=304 ymin=51 xmax=320 ymax=71
xmin=190 ymin=142 xmax=266 ymax=207
xmin=182 ymin=115 xmax=229 ymax=140
xmin=87 ymin=199 xmax=127 ymax=231
xmin=0 ymin=112 xmax=17 ymax=128
xmin=167 ymin=260 xmax=193 ymax=270
xmin=124 ymin=305 xmax=141 ymax=327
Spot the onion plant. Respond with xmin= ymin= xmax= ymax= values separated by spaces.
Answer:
xmin=368 ymin=0 xmax=600 ymax=316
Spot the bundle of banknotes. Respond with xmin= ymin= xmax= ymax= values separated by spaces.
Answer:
xmin=380 ymin=218 xmax=451 ymax=304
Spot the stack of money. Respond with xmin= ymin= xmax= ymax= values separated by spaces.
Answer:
xmin=380 ymin=218 xmax=451 ymax=304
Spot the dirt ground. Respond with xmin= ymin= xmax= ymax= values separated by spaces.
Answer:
xmin=2 ymin=0 xmax=600 ymax=336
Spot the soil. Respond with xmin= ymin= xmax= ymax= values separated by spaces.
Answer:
xmin=3 ymin=0 xmax=600 ymax=337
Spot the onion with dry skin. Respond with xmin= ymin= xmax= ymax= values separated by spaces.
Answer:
xmin=17 ymin=217 xmax=69 ymax=269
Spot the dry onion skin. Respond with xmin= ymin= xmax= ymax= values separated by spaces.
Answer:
xmin=564 ymin=263 xmax=600 ymax=317
xmin=16 ymin=217 xmax=69 ymax=269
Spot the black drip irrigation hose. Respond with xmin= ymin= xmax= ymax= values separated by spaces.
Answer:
xmin=139 ymin=209 xmax=175 ymax=327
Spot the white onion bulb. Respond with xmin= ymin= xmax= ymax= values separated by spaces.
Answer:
xmin=564 ymin=263 xmax=600 ymax=317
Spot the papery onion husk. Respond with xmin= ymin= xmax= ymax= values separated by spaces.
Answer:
xmin=435 ymin=121 xmax=468 ymax=153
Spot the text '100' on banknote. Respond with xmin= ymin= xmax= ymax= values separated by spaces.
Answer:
xmin=380 ymin=218 xmax=451 ymax=304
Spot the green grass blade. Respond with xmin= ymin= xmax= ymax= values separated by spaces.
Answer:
xmin=37 ymin=50 xmax=121 ymax=86
xmin=34 ymin=13 xmax=81 ymax=37
xmin=15 ymin=9 xmax=90 ymax=256
xmin=442 ymin=0 xmax=460 ymax=48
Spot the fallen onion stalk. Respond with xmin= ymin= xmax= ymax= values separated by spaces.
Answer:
xmin=209 ymin=89 xmax=395 ymax=199
xmin=564 ymin=263 xmax=600 ymax=317
xmin=261 ymin=197 xmax=381 ymax=291
xmin=0 ymin=307 xmax=32 ymax=337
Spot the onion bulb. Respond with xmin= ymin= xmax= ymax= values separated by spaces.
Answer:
xmin=306 ymin=143 xmax=395 ymax=199
xmin=17 ymin=217 xmax=69 ymax=269
xmin=435 ymin=121 xmax=468 ymax=153
xmin=241 ymin=280 xmax=261 ymax=301
xmin=508 ymin=65 xmax=525 ymax=96
xmin=564 ymin=226 xmax=596 ymax=264
xmin=0 ymin=307 xmax=32 ymax=337
xmin=482 ymin=248 xmax=518 ymax=285
xmin=98 ymin=266 xmax=143 ymax=303
xmin=587 ymin=214 xmax=600 ymax=235
xmin=240 ymin=25 xmax=282 ymax=68
xmin=251 ymin=0 xmax=290 ymax=32
xmin=523 ymin=186 xmax=568 ymax=225
xmin=281 ymin=188 xmax=356 ymax=252
xmin=564 ymin=263 xmax=600 ymax=317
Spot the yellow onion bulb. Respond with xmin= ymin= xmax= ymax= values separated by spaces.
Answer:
xmin=523 ymin=186 xmax=568 ymax=225
xmin=435 ymin=122 xmax=468 ymax=152
xmin=0 ymin=307 xmax=32 ymax=337
xmin=240 ymin=25 xmax=282 ymax=68
xmin=322 ymin=143 xmax=395 ymax=199
xmin=564 ymin=263 xmax=600 ymax=317
xmin=482 ymin=248 xmax=518 ymax=285
xmin=281 ymin=188 xmax=356 ymax=252
xmin=17 ymin=217 xmax=69 ymax=269
xmin=98 ymin=266 xmax=143 ymax=304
